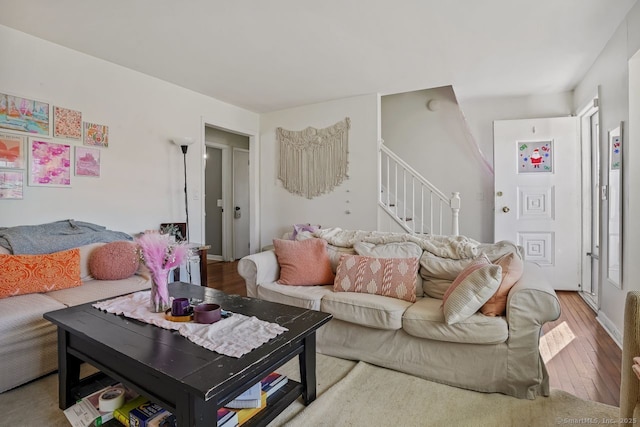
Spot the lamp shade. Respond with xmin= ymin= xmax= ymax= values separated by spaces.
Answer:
xmin=171 ymin=137 xmax=195 ymax=147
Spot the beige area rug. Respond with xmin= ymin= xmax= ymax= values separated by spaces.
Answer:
xmin=271 ymin=356 xmax=621 ymax=427
xmin=0 ymin=355 xmax=355 ymax=427
xmin=0 ymin=355 xmax=619 ymax=427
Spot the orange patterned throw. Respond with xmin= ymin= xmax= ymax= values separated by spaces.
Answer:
xmin=334 ymin=254 xmax=418 ymax=302
xmin=0 ymin=248 xmax=81 ymax=299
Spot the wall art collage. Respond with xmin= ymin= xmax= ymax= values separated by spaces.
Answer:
xmin=0 ymin=91 xmax=108 ymax=199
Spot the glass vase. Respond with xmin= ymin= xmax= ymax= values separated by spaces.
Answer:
xmin=150 ymin=271 xmax=170 ymax=313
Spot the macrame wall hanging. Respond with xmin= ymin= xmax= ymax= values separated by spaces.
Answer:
xmin=277 ymin=117 xmax=351 ymax=199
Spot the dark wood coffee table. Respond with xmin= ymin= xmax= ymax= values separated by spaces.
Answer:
xmin=44 ymin=282 xmax=332 ymax=427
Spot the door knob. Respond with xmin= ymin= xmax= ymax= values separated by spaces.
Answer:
xmin=502 ymin=206 xmax=510 ymax=213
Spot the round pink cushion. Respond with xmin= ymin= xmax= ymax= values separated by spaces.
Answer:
xmin=89 ymin=241 xmax=139 ymax=280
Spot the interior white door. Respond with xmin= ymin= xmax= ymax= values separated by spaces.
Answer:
xmin=494 ymin=117 xmax=580 ymax=290
xmin=205 ymin=146 xmax=223 ymax=257
xmin=232 ymin=149 xmax=250 ymax=260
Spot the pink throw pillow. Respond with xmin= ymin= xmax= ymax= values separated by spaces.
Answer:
xmin=480 ymin=252 xmax=524 ymax=316
xmin=88 ymin=241 xmax=140 ymax=280
xmin=273 ymin=238 xmax=335 ymax=286
xmin=334 ymin=254 xmax=418 ymax=302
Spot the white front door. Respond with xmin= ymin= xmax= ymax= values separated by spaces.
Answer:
xmin=232 ymin=148 xmax=250 ymax=260
xmin=494 ymin=117 xmax=580 ymax=290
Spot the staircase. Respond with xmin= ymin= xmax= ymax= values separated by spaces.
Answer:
xmin=378 ymin=141 xmax=460 ymax=235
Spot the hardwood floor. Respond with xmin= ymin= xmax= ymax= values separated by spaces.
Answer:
xmin=206 ymin=261 xmax=622 ymax=406
xmin=206 ymin=259 xmax=247 ymax=296
xmin=543 ymin=291 xmax=621 ymax=406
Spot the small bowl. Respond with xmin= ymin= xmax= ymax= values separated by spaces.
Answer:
xmin=193 ymin=303 xmax=221 ymax=324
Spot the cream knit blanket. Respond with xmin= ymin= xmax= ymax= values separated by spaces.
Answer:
xmin=93 ymin=291 xmax=288 ymax=358
xmin=313 ymin=227 xmax=480 ymax=259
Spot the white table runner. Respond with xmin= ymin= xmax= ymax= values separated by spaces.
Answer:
xmin=92 ymin=291 xmax=288 ymax=358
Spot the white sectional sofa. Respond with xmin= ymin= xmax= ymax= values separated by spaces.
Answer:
xmin=0 ymin=240 xmax=150 ymax=393
xmin=238 ymin=229 xmax=561 ymax=399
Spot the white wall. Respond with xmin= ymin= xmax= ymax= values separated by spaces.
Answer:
xmin=460 ymin=92 xmax=574 ymax=167
xmin=381 ymin=87 xmax=492 ymax=242
xmin=630 ymin=52 xmax=640 ymax=299
xmin=381 ymin=87 xmax=572 ymax=242
xmin=460 ymin=92 xmax=573 ymax=240
xmin=572 ymin=0 xmax=640 ymax=340
xmin=0 ymin=25 xmax=259 ymax=240
xmin=259 ymin=95 xmax=379 ymax=246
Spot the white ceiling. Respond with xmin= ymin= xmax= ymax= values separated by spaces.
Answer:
xmin=0 ymin=0 xmax=636 ymax=113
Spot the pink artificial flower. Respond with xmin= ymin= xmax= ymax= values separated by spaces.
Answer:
xmin=136 ymin=232 xmax=188 ymax=306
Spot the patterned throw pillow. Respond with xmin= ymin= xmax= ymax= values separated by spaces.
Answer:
xmin=273 ymin=238 xmax=335 ymax=285
xmin=354 ymin=241 xmax=424 ymax=298
xmin=89 ymin=241 xmax=140 ymax=280
xmin=442 ymin=254 xmax=502 ymax=325
xmin=0 ymin=248 xmax=81 ymax=299
xmin=334 ymin=254 xmax=418 ymax=302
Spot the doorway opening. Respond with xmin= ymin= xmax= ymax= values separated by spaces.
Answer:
xmin=204 ymin=126 xmax=250 ymax=261
xmin=578 ymin=95 xmax=600 ymax=311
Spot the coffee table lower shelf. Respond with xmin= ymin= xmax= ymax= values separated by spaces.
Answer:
xmin=71 ymin=371 xmax=303 ymax=427
xmin=243 ymin=380 xmax=303 ymax=427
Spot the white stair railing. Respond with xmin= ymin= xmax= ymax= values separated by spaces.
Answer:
xmin=378 ymin=141 xmax=460 ymax=235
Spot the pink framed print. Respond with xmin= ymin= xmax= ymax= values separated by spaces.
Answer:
xmin=0 ymin=171 xmax=24 ymax=199
xmin=75 ymin=146 xmax=100 ymax=177
xmin=83 ymin=122 xmax=109 ymax=147
xmin=0 ymin=132 xmax=26 ymax=169
xmin=28 ymin=138 xmax=72 ymax=187
xmin=0 ymin=92 xmax=50 ymax=136
xmin=53 ymin=106 xmax=82 ymax=140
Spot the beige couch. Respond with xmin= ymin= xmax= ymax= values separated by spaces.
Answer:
xmin=0 ymin=243 xmax=150 ymax=393
xmin=238 ymin=231 xmax=561 ymax=399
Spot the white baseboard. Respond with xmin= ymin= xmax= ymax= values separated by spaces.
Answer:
xmin=596 ymin=311 xmax=623 ymax=349
xmin=207 ymin=254 xmax=223 ymax=261
xmin=578 ymin=292 xmax=598 ymax=312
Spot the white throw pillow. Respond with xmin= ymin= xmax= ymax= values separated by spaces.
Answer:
xmin=442 ymin=255 xmax=502 ymax=325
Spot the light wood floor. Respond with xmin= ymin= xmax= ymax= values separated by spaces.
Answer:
xmin=206 ymin=260 xmax=622 ymax=406
xmin=542 ymin=291 xmax=621 ymax=406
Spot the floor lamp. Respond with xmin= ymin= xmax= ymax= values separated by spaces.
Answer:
xmin=171 ymin=137 xmax=195 ymax=242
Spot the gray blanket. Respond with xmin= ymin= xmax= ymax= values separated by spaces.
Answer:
xmin=0 ymin=219 xmax=133 ymax=254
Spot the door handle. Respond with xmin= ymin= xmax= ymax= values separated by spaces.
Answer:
xmin=502 ymin=206 xmax=510 ymax=213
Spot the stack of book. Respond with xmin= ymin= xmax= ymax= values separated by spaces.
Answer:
xmin=129 ymin=401 xmax=172 ymax=427
xmin=217 ymin=407 xmax=239 ymax=427
xmin=226 ymin=382 xmax=261 ymax=409
xmin=224 ymin=372 xmax=288 ymax=426
xmin=67 ymin=372 xmax=287 ymax=427
xmin=63 ymin=383 xmax=139 ymax=427
xmin=259 ymin=372 xmax=288 ymax=398
xmin=228 ymin=394 xmax=267 ymax=426
xmin=113 ymin=396 xmax=175 ymax=427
